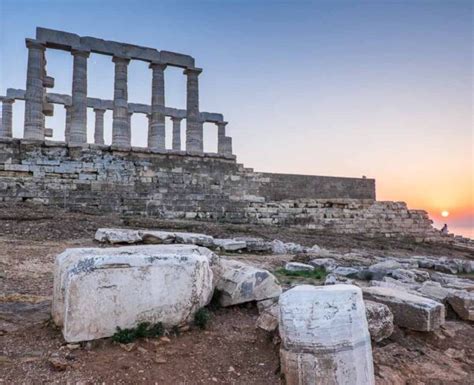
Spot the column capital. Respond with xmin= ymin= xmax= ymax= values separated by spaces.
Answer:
xmin=112 ymin=56 xmax=131 ymax=65
xmin=25 ymin=38 xmax=45 ymax=51
xmin=93 ymin=107 xmax=106 ymax=113
xmin=149 ymin=61 xmax=167 ymax=70
xmin=183 ymin=67 xmax=202 ymax=76
xmin=2 ymin=98 xmax=15 ymax=104
xmin=71 ymin=48 xmax=90 ymax=58
xmin=216 ymin=121 xmax=228 ymax=127
xmin=170 ymin=116 xmax=183 ymax=122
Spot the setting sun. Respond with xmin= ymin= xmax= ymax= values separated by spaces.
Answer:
xmin=441 ymin=210 xmax=450 ymax=218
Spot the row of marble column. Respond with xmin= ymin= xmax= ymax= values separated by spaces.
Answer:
xmin=20 ymin=38 xmax=213 ymax=153
xmin=1 ymin=97 xmax=231 ymax=154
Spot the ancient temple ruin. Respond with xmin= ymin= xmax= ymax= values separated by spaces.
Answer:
xmin=0 ymin=27 xmax=451 ymax=242
xmin=0 ymin=27 xmax=232 ymax=155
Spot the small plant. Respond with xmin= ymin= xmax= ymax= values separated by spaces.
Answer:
xmin=112 ymin=321 xmax=164 ymax=343
xmin=194 ymin=308 xmax=211 ymax=329
xmin=274 ymin=267 xmax=327 ymax=281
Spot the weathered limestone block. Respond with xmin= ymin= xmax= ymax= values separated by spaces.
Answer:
xmin=367 ymin=260 xmax=402 ymax=280
xmin=234 ymin=237 xmax=272 ymax=252
xmin=333 ymin=266 xmax=360 ymax=277
xmin=94 ymin=228 xmax=142 ymax=244
xmin=418 ymin=281 xmax=455 ymax=303
xmin=52 ymin=245 xmax=215 ymax=342
xmin=215 ymin=259 xmax=281 ymax=306
xmin=364 ymin=300 xmax=394 ymax=342
xmin=284 ymin=262 xmax=314 ymax=272
xmin=140 ymin=230 xmax=176 ymax=244
xmin=213 ymin=238 xmax=247 ymax=251
xmin=279 ymin=285 xmax=375 ymax=385
xmin=175 ymin=232 xmax=214 ymax=247
xmin=363 ymin=286 xmax=445 ymax=331
xmin=271 ymin=240 xmax=304 ymax=254
xmin=430 ymin=272 xmax=474 ymax=291
xmin=309 ymin=258 xmax=337 ymax=272
xmin=447 ymin=291 xmax=474 ymax=321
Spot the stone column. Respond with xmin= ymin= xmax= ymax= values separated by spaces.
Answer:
xmin=94 ymin=108 xmax=106 ymax=145
xmin=69 ymin=49 xmax=90 ymax=144
xmin=127 ymin=112 xmax=133 ymax=145
xmin=146 ymin=113 xmax=152 ymax=145
xmin=184 ymin=68 xmax=203 ymax=152
xmin=24 ymin=39 xmax=45 ymax=140
xmin=148 ymin=62 xmax=166 ymax=150
xmin=112 ymin=56 xmax=131 ymax=147
xmin=224 ymin=136 xmax=233 ymax=155
xmin=171 ymin=117 xmax=182 ymax=151
xmin=64 ymin=105 xmax=72 ymax=142
xmin=216 ymin=121 xmax=228 ymax=154
xmin=1 ymin=99 xmax=14 ymax=138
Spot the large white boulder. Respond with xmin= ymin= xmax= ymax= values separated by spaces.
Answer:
xmin=52 ymin=245 xmax=215 ymax=342
xmin=215 ymin=259 xmax=281 ymax=306
xmin=279 ymin=285 xmax=375 ymax=385
xmin=363 ymin=286 xmax=445 ymax=331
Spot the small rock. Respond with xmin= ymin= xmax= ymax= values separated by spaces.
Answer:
xmin=66 ymin=343 xmax=81 ymax=350
xmin=256 ymin=303 xmax=279 ymax=332
xmin=160 ymin=336 xmax=171 ymax=343
xmin=324 ymin=273 xmax=353 ymax=286
xmin=364 ymin=300 xmax=394 ymax=342
xmin=48 ymin=356 xmax=69 ymax=371
xmin=137 ymin=346 xmax=148 ymax=354
xmin=120 ymin=343 xmax=136 ymax=352
xmin=284 ymin=262 xmax=314 ymax=272
xmin=154 ymin=355 xmax=167 ymax=364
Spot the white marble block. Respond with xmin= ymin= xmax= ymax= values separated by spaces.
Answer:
xmin=52 ymin=245 xmax=215 ymax=342
xmin=279 ymin=284 xmax=375 ymax=385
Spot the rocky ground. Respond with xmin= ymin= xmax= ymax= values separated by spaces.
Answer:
xmin=0 ymin=203 xmax=473 ymax=384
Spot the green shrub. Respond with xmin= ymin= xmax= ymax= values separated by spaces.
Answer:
xmin=112 ymin=321 xmax=164 ymax=343
xmin=274 ymin=267 xmax=327 ymax=280
xmin=194 ymin=308 xmax=211 ymax=329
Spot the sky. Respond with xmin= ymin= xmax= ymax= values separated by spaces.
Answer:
xmin=0 ymin=0 xmax=472 ymax=237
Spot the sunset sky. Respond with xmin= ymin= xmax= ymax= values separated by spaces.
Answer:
xmin=0 ymin=0 xmax=472 ymax=237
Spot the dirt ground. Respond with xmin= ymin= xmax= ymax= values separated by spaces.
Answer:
xmin=1 ymin=204 xmax=473 ymax=384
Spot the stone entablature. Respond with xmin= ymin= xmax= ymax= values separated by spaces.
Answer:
xmin=0 ymin=27 xmax=232 ymax=155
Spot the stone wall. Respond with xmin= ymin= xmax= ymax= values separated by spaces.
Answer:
xmin=244 ymin=199 xmax=442 ymax=241
xmin=0 ymin=138 xmax=443 ymax=240
xmin=256 ymin=172 xmax=375 ymax=200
